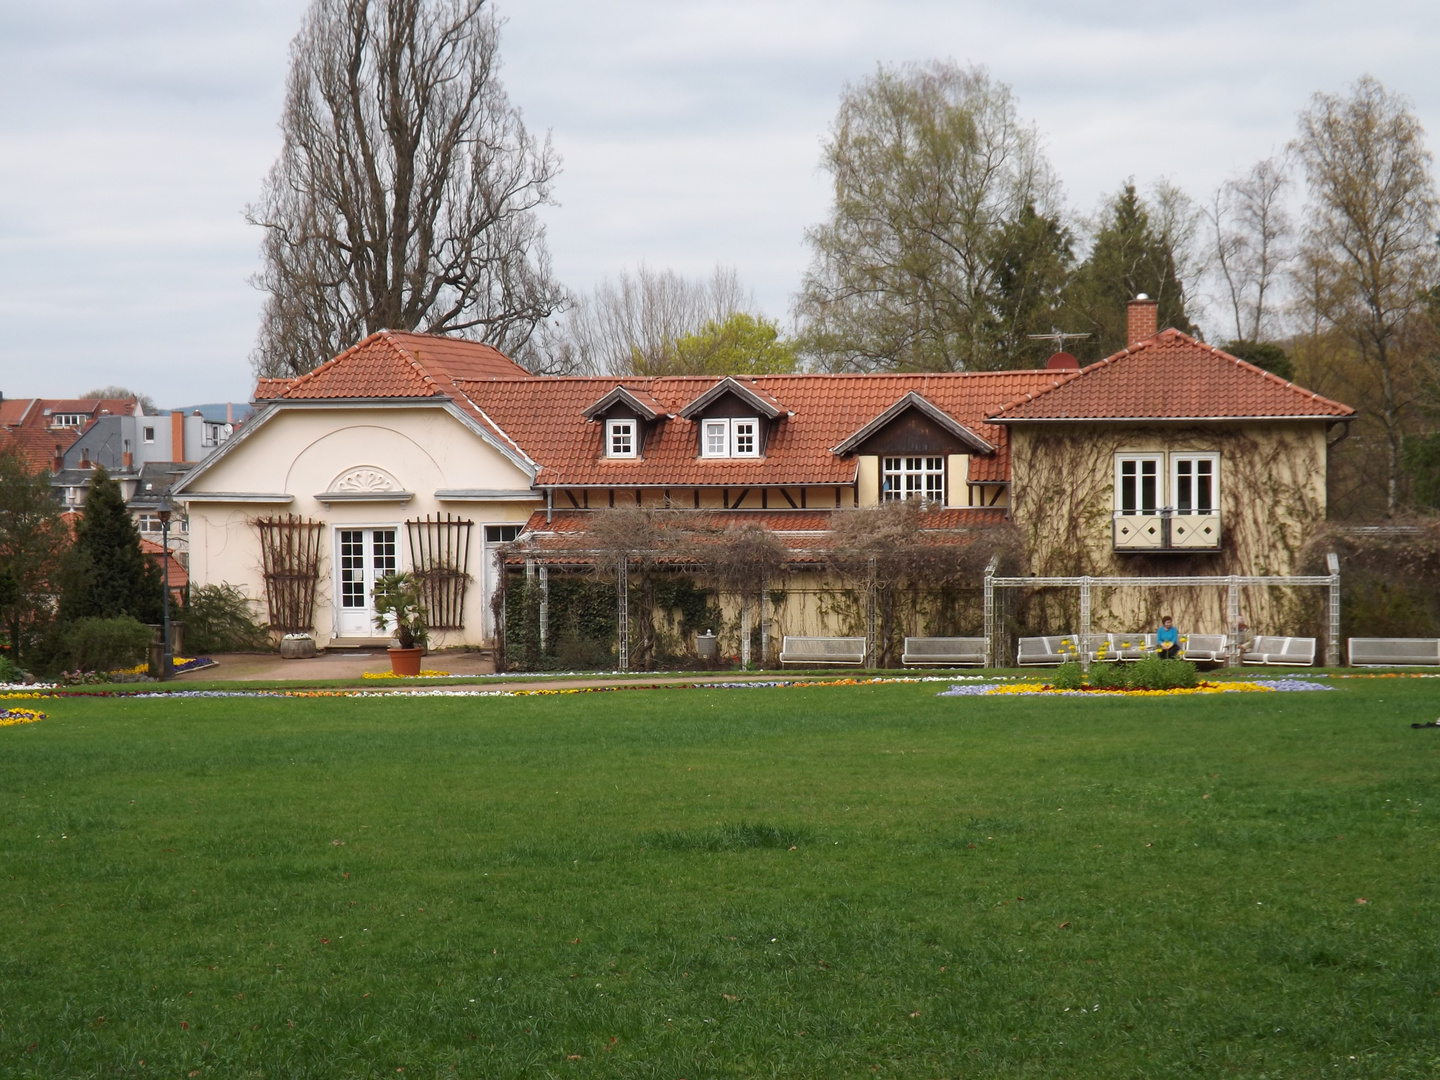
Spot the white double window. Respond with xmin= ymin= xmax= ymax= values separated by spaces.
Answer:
xmin=1172 ymin=455 xmax=1216 ymax=515
xmin=1115 ymin=453 xmax=1219 ymax=515
xmin=882 ymin=456 xmax=945 ymax=503
xmin=605 ymin=418 xmax=637 ymax=458
xmin=700 ymin=417 xmax=760 ymax=458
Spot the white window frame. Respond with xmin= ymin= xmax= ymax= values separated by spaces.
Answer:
xmin=881 ymin=456 xmax=945 ymax=503
xmin=605 ymin=418 xmax=637 ymax=458
xmin=50 ymin=413 xmax=86 ymax=429
xmin=1170 ymin=453 xmax=1219 ymax=516
xmin=700 ymin=417 xmax=761 ymax=459
xmin=1115 ymin=454 xmax=1163 ymax=516
xmin=142 ymin=426 xmax=156 ymax=443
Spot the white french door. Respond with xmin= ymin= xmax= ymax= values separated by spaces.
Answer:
xmin=335 ymin=527 xmax=398 ymax=636
xmin=481 ymin=524 xmax=522 ymax=638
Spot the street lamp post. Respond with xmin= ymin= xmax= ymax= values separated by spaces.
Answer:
xmin=157 ymin=496 xmax=174 ymax=681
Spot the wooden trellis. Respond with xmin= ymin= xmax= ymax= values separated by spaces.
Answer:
xmin=255 ymin=515 xmax=325 ymax=632
xmin=406 ymin=514 xmax=474 ymax=629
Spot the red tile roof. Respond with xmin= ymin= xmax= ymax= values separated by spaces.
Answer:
xmin=140 ymin=538 xmax=189 ymax=594
xmin=988 ymin=330 xmax=1354 ymax=422
xmin=264 ymin=330 xmax=529 ymax=401
xmin=253 ymin=378 xmax=291 ymax=401
xmin=456 ymin=372 xmax=1055 ymax=487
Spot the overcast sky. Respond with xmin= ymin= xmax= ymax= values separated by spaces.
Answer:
xmin=0 ymin=0 xmax=1436 ymax=406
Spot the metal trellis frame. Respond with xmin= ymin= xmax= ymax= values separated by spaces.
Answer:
xmin=981 ymin=560 xmax=1343 ymax=670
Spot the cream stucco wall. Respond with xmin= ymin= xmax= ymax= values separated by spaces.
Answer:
xmin=1006 ymin=420 xmax=1331 ymax=634
xmin=181 ymin=404 xmax=538 ymax=648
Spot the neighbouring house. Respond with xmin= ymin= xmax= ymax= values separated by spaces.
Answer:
xmin=0 ymin=393 xmax=244 ymax=562
xmin=172 ymin=299 xmax=1353 ymax=658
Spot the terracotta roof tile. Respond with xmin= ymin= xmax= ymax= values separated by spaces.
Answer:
xmin=275 ymin=330 xmax=529 ymax=401
xmin=456 ymin=372 xmax=1054 ymax=487
xmin=140 ymin=538 xmax=189 ymax=592
xmin=988 ymin=330 xmax=1354 ymax=422
xmin=253 ymin=378 xmax=291 ymax=401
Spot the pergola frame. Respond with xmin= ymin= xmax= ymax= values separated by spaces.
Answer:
xmin=982 ymin=554 xmax=1342 ymax=670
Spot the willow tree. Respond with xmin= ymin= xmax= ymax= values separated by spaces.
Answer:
xmin=796 ymin=62 xmax=1062 ymax=372
xmin=249 ymin=0 xmax=565 ymax=378
xmin=1293 ymin=76 xmax=1439 ymax=514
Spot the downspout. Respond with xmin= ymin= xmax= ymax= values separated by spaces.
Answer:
xmin=545 ymin=487 xmax=552 ymax=525
xmin=1326 ymin=419 xmax=1352 ymax=451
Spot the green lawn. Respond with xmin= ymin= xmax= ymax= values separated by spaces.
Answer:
xmin=2 ymin=680 xmax=1438 ymax=1078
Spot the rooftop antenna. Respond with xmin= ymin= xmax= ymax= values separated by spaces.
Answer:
xmin=1027 ymin=328 xmax=1091 ymax=349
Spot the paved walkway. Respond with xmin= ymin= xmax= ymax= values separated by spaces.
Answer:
xmin=175 ymin=650 xmax=496 ymax=683
xmin=173 ymin=652 xmax=848 ymax=692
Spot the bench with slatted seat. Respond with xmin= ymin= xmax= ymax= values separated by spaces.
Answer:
xmin=1017 ymin=635 xmax=1074 ymax=666
xmin=901 ymin=636 xmax=986 ymax=666
xmin=778 ymin=636 xmax=867 ymax=666
xmin=1347 ymin=638 xmax=1440 ymax=667
xmin=1242 ymin=635 xmax=1316 ymax=666
xmin=1181 ymin=634 xmax=1228 ymax=663
xmin=1107 ymin=633 xmax=1155 ymax=661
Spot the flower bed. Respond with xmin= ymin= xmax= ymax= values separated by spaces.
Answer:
xmin=0 ymin=707 xmax=46 ymax=727
xmin=939 ymin=679 xmax=1333 ymax=697
xmin=360 ymin=670 xmax=454 ymax=680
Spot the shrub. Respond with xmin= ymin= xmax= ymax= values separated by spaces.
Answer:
xmin=1051 ymin=660 xmax=1083 ymax=690
xmin=1128 ymin=656 xmax=1198 ymax=690
xmin=58 ymin=616 xmax=153 ymax=673
xmin=1087 ymin=662 xmax=1128 ymax=690
xmin=183 ymin=584 xmax=270 ymax=653
xmin=0 ymin=651 xmax=22 ymax=683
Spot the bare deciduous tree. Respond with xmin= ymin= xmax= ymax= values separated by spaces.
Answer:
xmin=536 ymin=265 xmax=750 ymax=375
xmin=249 ymin=0 xmax=565 ymax=378
xmin=1293 ymin=75 xmax=1440 ymax=513
xmin=1209 ymin=157 xmax=1293 ymax=344
xmin=796 ymin=61 xmax=1060 ymax=372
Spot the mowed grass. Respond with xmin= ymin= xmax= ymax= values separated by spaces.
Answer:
xmin=2 ymin=681 xmax=1439 ymax=1078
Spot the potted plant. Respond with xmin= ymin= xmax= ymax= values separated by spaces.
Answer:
xmin=372 ymin=571 xmax=428 ymax=676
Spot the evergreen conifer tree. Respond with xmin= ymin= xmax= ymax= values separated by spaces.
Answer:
xmin=59 ymin=467 xmax=163 ymax=625
xmin=1062 ymin=184 xmax=1196 ymax=360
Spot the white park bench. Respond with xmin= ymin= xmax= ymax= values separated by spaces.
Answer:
xmin=1347 ymin=638 xmax=1440 ymax=667
xmin=1181 ymin=634 xmax=1228 ymax=663
xmin=901 ymin=636 xmax=986 ymax=666
xmin=778 ymin=636 xmax=867 ymax=666
xmin=1107 ymin=633 xmax=1155 ymax=661
xmin=1242 ymin=635 xmax=1317 ymax=666
xmin=1017 ymin=635 xmax=1074 ymax=665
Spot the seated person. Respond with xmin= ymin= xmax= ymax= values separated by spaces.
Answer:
xmin=1235 ymin=619 xmax=1255 ymax=655
xmin=1156 ymin=616 xmax=1180 ymax=659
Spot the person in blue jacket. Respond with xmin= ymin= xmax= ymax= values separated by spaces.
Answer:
xmin=1156 ymin=616 xmax=1180 ymax=659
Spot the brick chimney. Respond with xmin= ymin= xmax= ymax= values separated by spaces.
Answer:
xmin=53 ymin=444 xmax=63 ymax=473
xmin=79 ymin=449 xmax=91 ymax=469
xmin=1127 ymin=294 xmax=1159 ymax=347
xmin=171 ymin=411 xmax=186 ymax=463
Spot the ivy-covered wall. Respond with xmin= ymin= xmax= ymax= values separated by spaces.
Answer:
xmin=1008 ymin=421 xmax=1330 ymax=634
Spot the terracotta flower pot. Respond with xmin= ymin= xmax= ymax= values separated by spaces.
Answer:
xmin=388 ymin=647 xmax=424 ymax=677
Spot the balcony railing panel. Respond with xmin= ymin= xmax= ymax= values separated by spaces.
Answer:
xmin=1114 ymin=510 xmax=1221 ymax=552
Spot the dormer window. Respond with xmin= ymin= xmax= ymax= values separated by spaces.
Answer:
xmin=882 ymin=456 xmax=944 ymax=502
xmin=701 ymin=417 xmax=760 ymax=458
xmin=606 ymin=418 xmax=637 ymax=458
xmin=50 ymin=413 xmax=87 ymax=429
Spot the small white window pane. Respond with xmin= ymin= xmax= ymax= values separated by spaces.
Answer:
xmin=704 ymin=420 xmax=729 ymax=457
xmin=733 ymin=419 xmax=758 ymax=457
xmin=607 ymin=420 xmax=635 ymax=458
